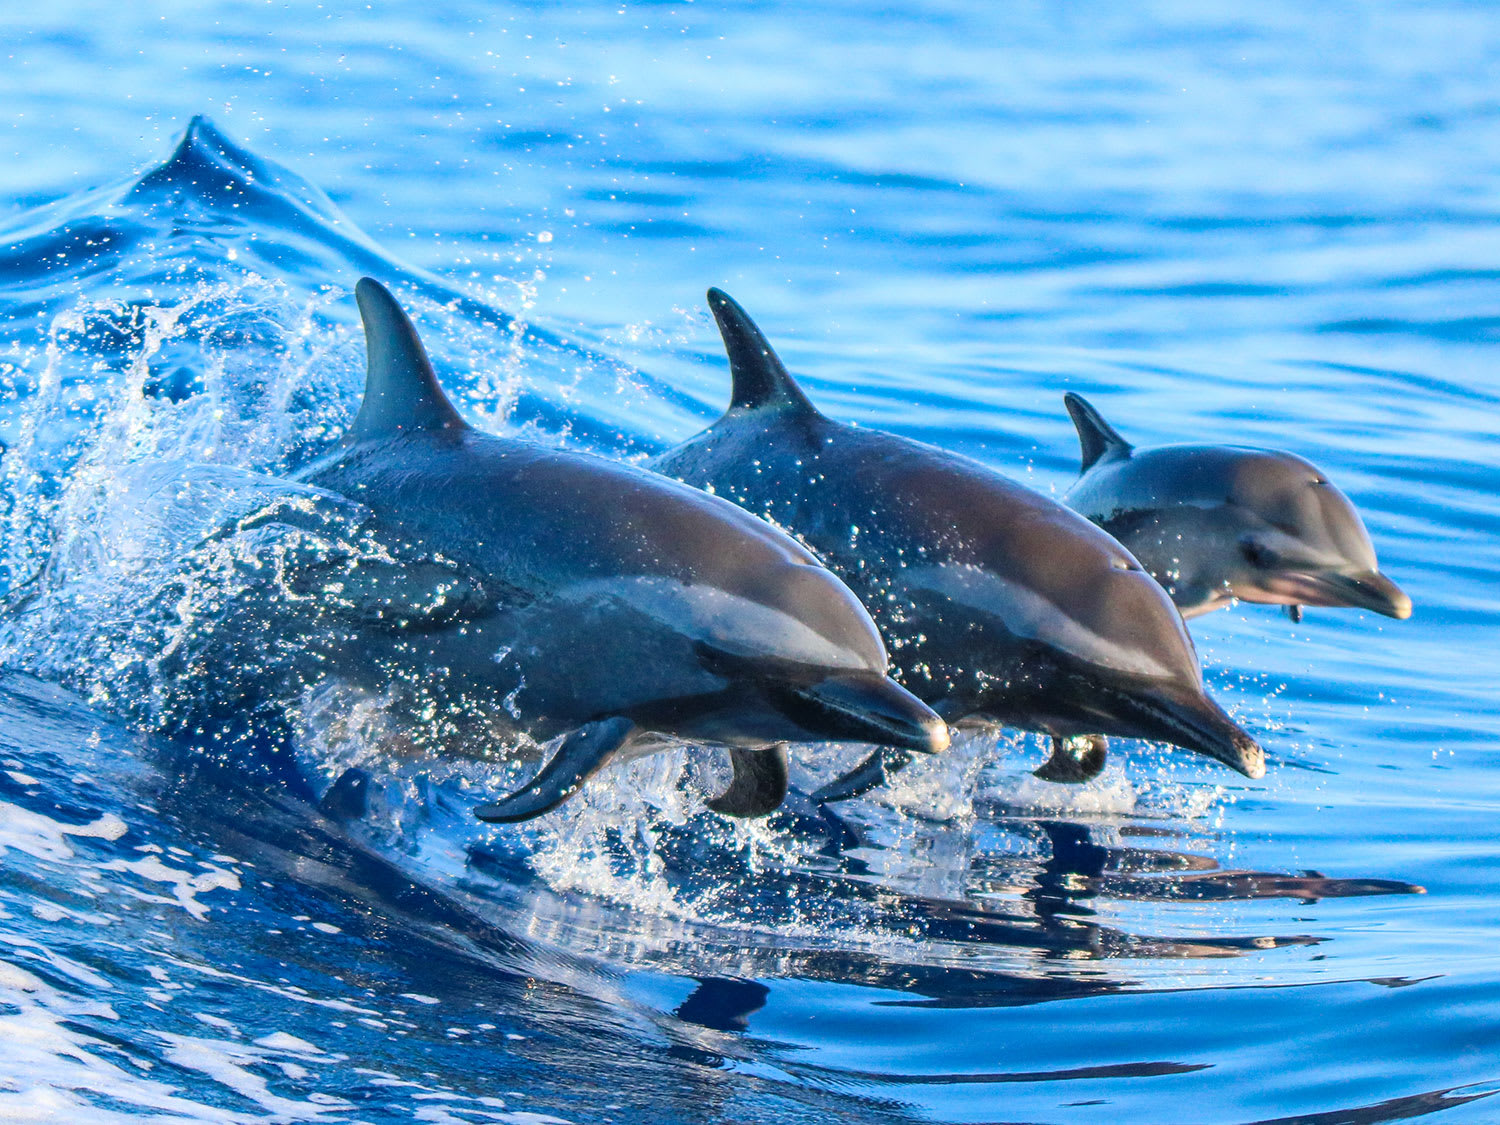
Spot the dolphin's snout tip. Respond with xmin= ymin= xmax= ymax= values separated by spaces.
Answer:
xmin=1201 ymin=712 xmax=1265 ymax=779
xmin=1378 ymin=574 xmax=1413 ymax=621
xmin=1231 ymin=731 xmax=1267 ymax=780
xmin=1184 ymin=697 xmax=1264 ymax=779
xmin=1342 ymin=568 xmax=1411 ymax=621
xmin=925 ymin=712 xmax=952 ymax=755
xmin=784 ymin=672 xmax=949 ymax=755
xmin=1138 ymin=688 xmax=1266 ymax=780
xmin=1292 ymin=569 xmax=1412 ymax=620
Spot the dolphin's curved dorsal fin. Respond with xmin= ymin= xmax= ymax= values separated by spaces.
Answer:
xmin=707 ymin=288 xmax=820 ymax=417
xmin=1064 ymin=392 xmax=1133 ymax=472
xmin=349 ymin=277 xmax=468 ymax=442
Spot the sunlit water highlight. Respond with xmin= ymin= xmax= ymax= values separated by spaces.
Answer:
xmin=0 ymin=4 xmax=1497 ymax=1123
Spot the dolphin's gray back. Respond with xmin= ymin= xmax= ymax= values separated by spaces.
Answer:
xmin=659 ymin=412 xmax=1133 ymax=589
xmin=299 ymin=429 xmax=889 ymax=677
xmin=1067 ymin=444 xmax=1317 ymax=518
xmin=654 ymin=409 xmax=1201 ymax=698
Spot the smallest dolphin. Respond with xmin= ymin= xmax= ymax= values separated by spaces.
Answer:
xmin=1062 ymin=394 xmax=1411 ymax=623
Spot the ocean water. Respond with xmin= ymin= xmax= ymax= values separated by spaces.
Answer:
xmin=0 ymin=3 xmax=1497 ymax=1123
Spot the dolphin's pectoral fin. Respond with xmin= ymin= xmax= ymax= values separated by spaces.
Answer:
xmin=318 ymin=767 xmax=372 ymax=821
xmin=473 ymin=717 xmax=638 ymax=823
xmin=812 ymin=747 xmax=914 ymax=804
xmin=706 ymin=288 xmax=822 ymax=419
xmin=1286 ymin=604 xmax=1303 ymax=624
xmin=1063 ymin=393 xmax=1134 ymax=472
xmin=288 ymin=555 xmax=503 ymax=630
xmin=706 ymin=744 xmax=790 ymax=818
xmin=1034 ymin=734 xmax=1108 ymax=784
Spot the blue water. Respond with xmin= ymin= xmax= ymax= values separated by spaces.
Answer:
xmin=0 ymin=4 xmax=1497 ymax=1122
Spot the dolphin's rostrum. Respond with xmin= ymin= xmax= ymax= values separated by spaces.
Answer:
xmin=177 ymin=278 xmax=947 ymax=823
xmin=652 ymin=289 xmax=1265 ymax=797
xmin=1062 ymin=393 xmax=1411 ymax=623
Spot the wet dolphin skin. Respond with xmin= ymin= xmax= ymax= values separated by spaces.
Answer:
xmin=1063 ymin=393 xmax=1411 ymax=624
xmin=181 ymin=278 xmax=948 ymax=822
xmin=652 ymin=289 xmax=1264 ymax=795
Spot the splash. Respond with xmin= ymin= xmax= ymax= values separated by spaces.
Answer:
xmin=0 ymin=121 xmax=1419 ymax=1004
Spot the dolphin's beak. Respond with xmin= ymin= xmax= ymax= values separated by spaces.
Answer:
xmin=1307 ymin=570 xmax=1412 ymax=620
xmin=1114 ymin=688 xmax=1266 ymax=779
xmin=775 ymin=672 xmax=950 ymax=755
xmin=1257 ymin=568 xmax=1412 ymax=620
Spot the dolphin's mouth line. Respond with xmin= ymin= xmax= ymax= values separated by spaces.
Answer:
xmin=775 ymin=673 xmax=950 ymax=755
xmin=797 ymin=692 xmax=946 ymax=753
xmin=1089 ymin=684 xmax=1265 ymax=780
xmin=1244 ymin=568 xmax=1412 ymax=620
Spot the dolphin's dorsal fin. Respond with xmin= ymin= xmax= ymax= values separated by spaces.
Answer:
xmin=707 ymin=288 xmax=820 ymax=417
xmin=349 ymin=278 xmax=468 ymax=442
xmin=1064 ymin=392 xmax=1133 ymax=472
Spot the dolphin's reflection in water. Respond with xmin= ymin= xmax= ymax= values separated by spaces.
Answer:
xmin=150 ymin=745 xmax=1432 ymax=1122
xmin=468 ymin=801 xmax=1423 ymax=1014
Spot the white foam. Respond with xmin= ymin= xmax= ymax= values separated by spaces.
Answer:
xmin=0 ymin=802 xmax=128 ymax=863
xmin=99 ymin=854 xmax=240 ymax=920
xmin=0 ymin=956 xmax=245 ymax=1123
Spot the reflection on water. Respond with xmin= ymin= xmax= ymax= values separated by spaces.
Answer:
xmin=0 ymin=3 xmax=1497 ymax=1118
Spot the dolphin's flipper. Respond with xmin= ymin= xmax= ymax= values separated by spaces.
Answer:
xmin=474 ymin=717 xmax=638 ymax=823
xmin=1063 ymin=393 xmax=1134 ymax=472
xmin=350 ymin=278 xmax=469 ymax=441
xmin=812 ymin=746 xmax=914 ymax=804
xmin=1034 ymin=734 xmax=1108 ymax=783
xmin=1286 ymin=604 xmax=1303 ymax=623
xmin=707 ymin=744 xmax=789 ymax=818
xmin=289 ymin=555 xmax=499 ymax=630
xmin=706 ymin=288 xmax=821 ymax=417
xmin=215 ymin=501 xmax=500 ymax=631
xmin=318 ymin=767 xmax=371 ymax=821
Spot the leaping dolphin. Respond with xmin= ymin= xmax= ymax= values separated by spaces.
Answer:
xmin=174 ymin=278 xmax=947 ymax=823
xmin=1061 ymin=393 xmax=1411 ymax=624
xmin=651 ymin=289 xmax=1264 ymax=798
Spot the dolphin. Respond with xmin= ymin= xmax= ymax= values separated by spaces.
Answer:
xmin=650 ymin=289 xmax=1264 ymax=798
xmin=172 ymin=278 xmax=947 ymax=824
xmin=1061 ymin=393 xmax=1411 ymax=624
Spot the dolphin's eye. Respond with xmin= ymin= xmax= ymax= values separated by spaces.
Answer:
xmin=1240 ymin=536 xmax=1278 ymax=569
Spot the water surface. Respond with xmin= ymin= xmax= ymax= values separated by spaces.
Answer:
xmin=0 ymin=4 xmax=1496 ymax=1123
